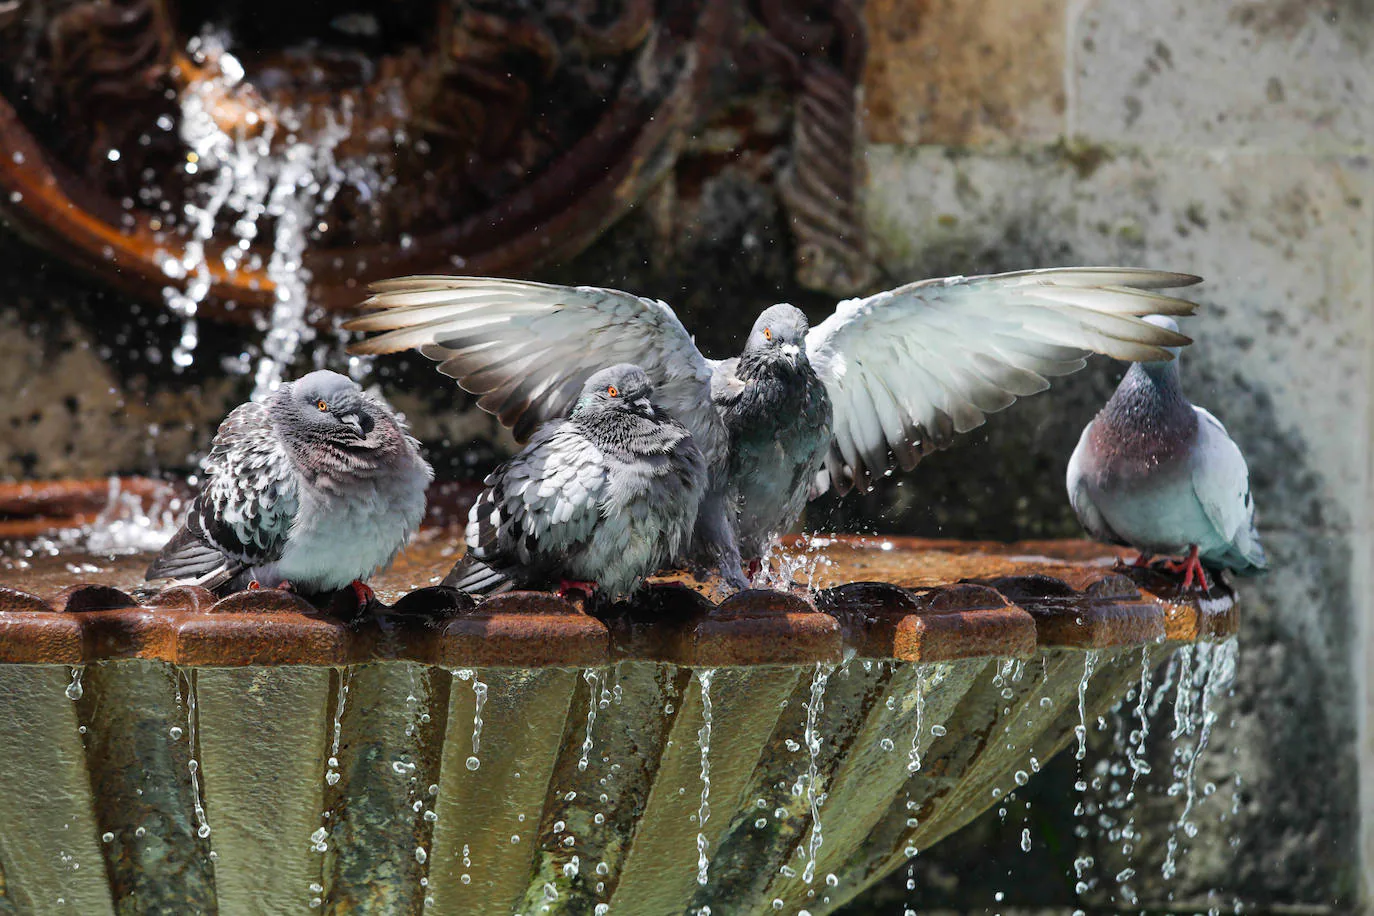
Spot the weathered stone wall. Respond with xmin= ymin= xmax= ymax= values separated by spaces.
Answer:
xmin=0 ymin=0 xmax=1369 ymax=912
xmin=842 ymin=0 xmax=1372 ymax=913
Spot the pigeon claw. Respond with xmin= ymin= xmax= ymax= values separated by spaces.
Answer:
xmin=557 ymin=580 xmax=598 ymax=602
xmin=1130 ymin=552 xmax=1155 ymax=569
xmin=350 ymin=580 xmax=375 ymax=606
xmin=1161 ymin=545 xmax=1209 ymax=592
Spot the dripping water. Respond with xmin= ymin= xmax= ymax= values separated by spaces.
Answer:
xmin=579 ymin=669 xmax=600 ymax=772
xmin=64 ymin=666 xmax=84 ymax=701
xmin=906 ymin=678 xmax=926 ymax=774
xmin=695 ymin=668 xmax=715 ymax=886
xmin=468 ymin=676 xmax=488 ymax=772
xmin=313 ymin=668 xmax=352 ymax=859
xmin=184 ymin=670 xmax=211 ymax=842
xmin=1162 ymin=639 xmax=1237 ymax=879
xmin=1075 ymin=650 xmax=1099 ymax=761
xmin=800 ymin=662 xmax=833 ymax=884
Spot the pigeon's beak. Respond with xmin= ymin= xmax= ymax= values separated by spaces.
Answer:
xmin=632 ymin=397 xmax=655 ymax=419
xmin=781 ymin=343 xmax=801 ymax=366
xmin=340 ymin=413 xmax=365 ymax=436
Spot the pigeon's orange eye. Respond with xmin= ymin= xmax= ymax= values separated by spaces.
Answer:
xmin=763 ymin=327 xmax=772 ymax=341
xmin=606 ymin=385 xmax=619 ymax=398
xmin=316 ymin=399 xmax=329 ymax=411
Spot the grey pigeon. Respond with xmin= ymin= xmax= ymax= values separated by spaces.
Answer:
xmin=346 ymin=268 xmax=1199 ymax=582
xmin=444 ymin=364 xmax=708 ymax=599
xmin=146 ymin=370 xmax=433 ymax=597
xmin=1066 ymin=316 xmax=1267 ymax=590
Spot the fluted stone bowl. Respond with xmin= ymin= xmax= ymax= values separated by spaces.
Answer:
xmin=0 ymin=518 xmax=1236 ymax=915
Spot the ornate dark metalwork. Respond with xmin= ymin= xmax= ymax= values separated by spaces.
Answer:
xmin=754 ymin=0 xmax=873 ymax=295
xmin=0 ymin=0 xmax=870 ymax=315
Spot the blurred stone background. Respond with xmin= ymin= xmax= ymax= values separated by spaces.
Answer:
xmin=0 ymin=0 xmax=1369 ymax=912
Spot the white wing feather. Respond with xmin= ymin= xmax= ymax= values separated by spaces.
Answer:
xmin=347 ymin=277 xmax=727 ymax=467
xmin=806 ymin=267 xmax=1201 ymax=495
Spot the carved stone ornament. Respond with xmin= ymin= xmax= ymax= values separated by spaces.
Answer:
xmin=0 ymin=0 xmax=870 ymax=318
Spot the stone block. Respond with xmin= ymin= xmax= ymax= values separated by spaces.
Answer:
xmin=852 ymin=142 xmax=1370 ymax=910
xmin=1070 ymin=0 xmax=1374 ymax=151
xmin=864 ymin=0 xmax=1068 ymax=146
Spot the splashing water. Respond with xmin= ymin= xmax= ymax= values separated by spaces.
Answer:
xmin=759 ymin=537 xmax=837 ymax=592
xmin=167 ymin=30 xmax=381 ymax=393
xmin=696 ymin=668 xmax=715 ymax=886
xmin=579 ymin=669 xmax=601 ymax=772
xmin=800 ymin=662 xmax=833 ymax=884
xmin=83 ymin=478 xmax=182 ymax=553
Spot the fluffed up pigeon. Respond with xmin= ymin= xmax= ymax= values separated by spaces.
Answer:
xmin=1066 ymin=316 xmax=1267 ymax=590
xmin=444 ymin=364 xmax=708 ymax=599
xmin=146 ymin=370 xmax=433 ymax=597
xmin=345 ymin=267 xmax=1200 ymax=581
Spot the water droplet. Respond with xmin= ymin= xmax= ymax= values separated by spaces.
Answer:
xmin=169 ymin=726 xmax=183 ymax=740
xmin=1020 ymin=828 xmax=1032 ymax=852
xmin=415 ymin=847 xmax=427 ymax=864
xmin=101 ymin=832 xmax=114 ymax=843
xmin=65 ymin=668 xmax=84 ymax=701
xmin=929 ymin=724 xmax=946 ymax=737
xmin=460 ymin=874 xmax=471 ymax=885
xmin=466 ymin=756 xmax=480 ymax=771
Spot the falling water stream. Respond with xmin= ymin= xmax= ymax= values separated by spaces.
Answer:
xmin=800 ymin=662 xmax=833 ymax=885
xmin=579 ymin=669 xmax=601 ymax=773
xmin=695 ymin=668 xmax=715 ymax=886
xmin=158 ymin=30 xmax=386 ymax=396
xmin=183 ymin=671 xmax=211 ymax=842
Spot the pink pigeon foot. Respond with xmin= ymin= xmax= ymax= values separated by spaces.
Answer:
xmin=1161 ymin=545 xmax=1209 ymax=591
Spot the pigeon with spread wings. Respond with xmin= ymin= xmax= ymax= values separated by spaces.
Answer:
xmin=346 ymin=268 xmax=1199 ymax=578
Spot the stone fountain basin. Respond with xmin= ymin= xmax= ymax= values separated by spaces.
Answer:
xmin=0 ymin=518 xmax=1236 ymax=915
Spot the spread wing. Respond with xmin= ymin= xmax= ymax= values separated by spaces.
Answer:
xmin=1190 ymin=407 xmax=1267 ymax=572
xmin=145 ymin=402 xmax=298 ymax=587
xmin=345 ymin=276 xmax=727 ymax=468
xmin=807 ymin=267 xmax=1201 ymax=495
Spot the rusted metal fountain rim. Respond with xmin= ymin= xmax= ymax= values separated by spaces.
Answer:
xmin=0 ymin=548 xmax=1238 ymax=670
xmin=0 ymin=476 xmax=1238 ymax=666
